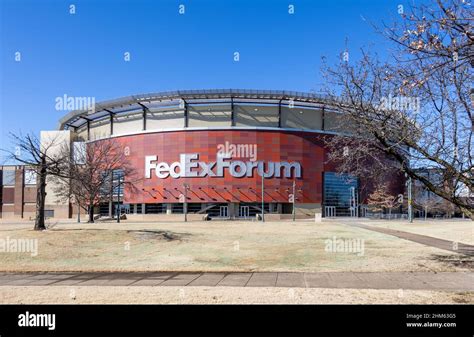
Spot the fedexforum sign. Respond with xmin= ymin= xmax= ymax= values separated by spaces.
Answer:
xmin=145 ymin=154 xmax=301 ymax=179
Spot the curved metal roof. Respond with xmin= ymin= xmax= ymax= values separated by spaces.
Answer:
xmin=58 ymin=89 xmax=337 ymax=130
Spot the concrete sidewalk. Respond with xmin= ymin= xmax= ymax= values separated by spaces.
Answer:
xmin=0 ymin=271 xmax=472 ymax=291
xmin=346 ymin=222 xmax=474 ymax=256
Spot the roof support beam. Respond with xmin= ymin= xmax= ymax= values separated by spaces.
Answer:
xmin=137 ymin=102 xmax=149 ymax=131
xmin=278 ymin=99 xmax=283 ymax=128
xmin=76 ymin=116 xmax=92 ymax=140
xmin=231 ymin=97 xmax=235 ymax=127
xmin=64 ymin=123 xmax=77 ymax=131
xmin=322 ymin=106 xmax=325 ymax=131
xmin=182 ymin=99 xmax=188 ymax=128
xmin=104 ymin=109 xmax=115 ymax=136
xmin=109 ymin=112 xmax=114 ymax=135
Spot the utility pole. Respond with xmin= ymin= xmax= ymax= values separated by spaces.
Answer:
xmin=407 ymin=176 xmax=413 ymax=223
xmin=261 ymin=174 xmax=265 ymax=222
xmin=77 ymin=201 xmax=81 ymax=223
xmin=350 ymin=186 xmax=358 ymax=217
xmin=108 ymin=169 xmax=113 ymax=218
xmin=183 ymin=183 xmax=189 ymax=222
xmin=292 ymin=179 xmax=296 ymax=222
xmin=116 ymin=172 xmax=121 ymax=223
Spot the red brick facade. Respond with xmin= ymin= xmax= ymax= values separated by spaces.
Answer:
xmin=115 ymin=130 xmax=329 ymax=204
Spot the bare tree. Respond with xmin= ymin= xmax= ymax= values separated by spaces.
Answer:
xmin=383 ymin=0 xmax=473 ymax=82
xmin=415 ymin=191 xmax=442 ymax=220
xmin=321 ymin=0 xmax=473 ymax=219
xmin=1 ymin=133 xmax=70 ymax=230
xmin=367 ymin=184 xmax=401 ymax=218
xmin=52 ymin=139 xmax=138 ymax=223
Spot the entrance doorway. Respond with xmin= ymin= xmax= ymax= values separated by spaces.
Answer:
xmin=239 ymin=205 xmax=250 ymax=218
xmin=219 ymin=206 xmax=229 ymax=218
xmin=325 ymin=206 xmax=336 ymax=217
xmin=323 ymin=172 xmax=360 ymax=217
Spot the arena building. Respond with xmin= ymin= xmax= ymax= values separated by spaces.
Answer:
xmin=0 ymin=89 xmax=404 ymax=220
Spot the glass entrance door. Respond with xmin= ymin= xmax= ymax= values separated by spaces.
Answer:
xmin=219 ymin=206 xmax=229 ymax=218
xmin=325 ymin=206 xmax=336 ymax=217
xmin=323 ymin=172 xmax=359 ymax=217
xmin=239 ymin=206 xmax=250 ymax=218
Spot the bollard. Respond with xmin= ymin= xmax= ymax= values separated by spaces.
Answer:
xmin=315 ymin=213 xmax=322 ymax=223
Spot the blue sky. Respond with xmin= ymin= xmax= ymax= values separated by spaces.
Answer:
xmin=1 ymin=0 xmax=404 ymax=156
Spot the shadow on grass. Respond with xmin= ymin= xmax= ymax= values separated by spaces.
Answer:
xmin=126 ymin=230 xmax=191 ymax=241
xmin=429 ymin=254 xmax=474 ymax=269
xmin=47 ymin=228 xmax=112 ymax=232
xmin=452 ymin=292 xmax=473 ymax=304
xmin=43 ymin=228 xmax=192 ymax=242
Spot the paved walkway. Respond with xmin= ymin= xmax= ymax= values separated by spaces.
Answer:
xmin=346 ymin=222 xmax=474 ymax=256
xmin=0 ymin=271 xmax=472 ymax=291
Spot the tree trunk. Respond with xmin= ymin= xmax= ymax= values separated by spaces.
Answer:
xmin=88 ymin=204 xmax=95 ymax=223
xmin=459 ymin=206 xmax=473 ymax=221
xmin=34 ymin=162 xmax=47 ymax=231
xmin=424 ymin=206 xmax=428 ymax=221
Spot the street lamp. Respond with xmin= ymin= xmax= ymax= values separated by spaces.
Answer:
xmin=405 ymin=173 xmax=413 ymax=223
xmin=116 ymin=172 xmax=122 ymax=223
xmin=183 ymin=183 xmax=189 ymax=222
xmin=75 ymin=195 xmax=81 ymax=223
xmin=350 ymin=186 xmax=358 ymax=217
xmin=261 ymin=174 xmax=265 ymax=222
xmin=292 ymin=180 xmax=296 ymax=222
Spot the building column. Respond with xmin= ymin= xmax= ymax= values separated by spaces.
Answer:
xmin=14 ymin=167 xmax=24 ymax=218
xmin=108 ymin=199 xmax=113 ymax=217
xmin=228 ymin=202 xmax=238 ymax=219
xmin=276 ymin=203 xmax=282 ymax=214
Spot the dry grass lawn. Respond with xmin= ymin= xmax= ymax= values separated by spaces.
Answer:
xmin=0 ymin=220 xmax=471 ymax=273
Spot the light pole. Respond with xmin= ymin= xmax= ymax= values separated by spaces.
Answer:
xmin=405 ymin=173 xmax=413 ymax=223
xmin=292 ymin=179 xmax=296 ymax=222
xmin=116 ymin=172 xmax=121 ymax=223
xmin=350 ymin=186 xmax=358 ymax=217
xmin=183 ymin=183 xmax=189 ymax=222
xmin=261 ymin=174 xmax=265 ymax=222
xmin=77 ymin=201 xmax=81 ymax=223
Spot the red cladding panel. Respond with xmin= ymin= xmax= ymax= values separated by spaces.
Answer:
xmin=114 ymin=130 xmax=325 ymax=204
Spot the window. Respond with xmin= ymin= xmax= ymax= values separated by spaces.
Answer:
xmin=99 ymin=169 xmax=124 ymax=197
xmin=112 ymin=170 xmax=124 ymax=196
xmin=72 ymin=142 xmax=86 ymax=164
xmin=25 ymin=169 xmax=37 ymax=185
xmin=172 ymin=203 xmax=184 ymax=214
xmin=2 ymin=170 xmax=15 ymax=186
xmin=44 ymin=210 xmax=55 ymax=218
xmin=145 ymin=203 xmax=165 ymax=214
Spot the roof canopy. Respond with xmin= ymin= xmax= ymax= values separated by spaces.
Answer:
xmin=58 ymin=89 xmax=337 ymax=130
